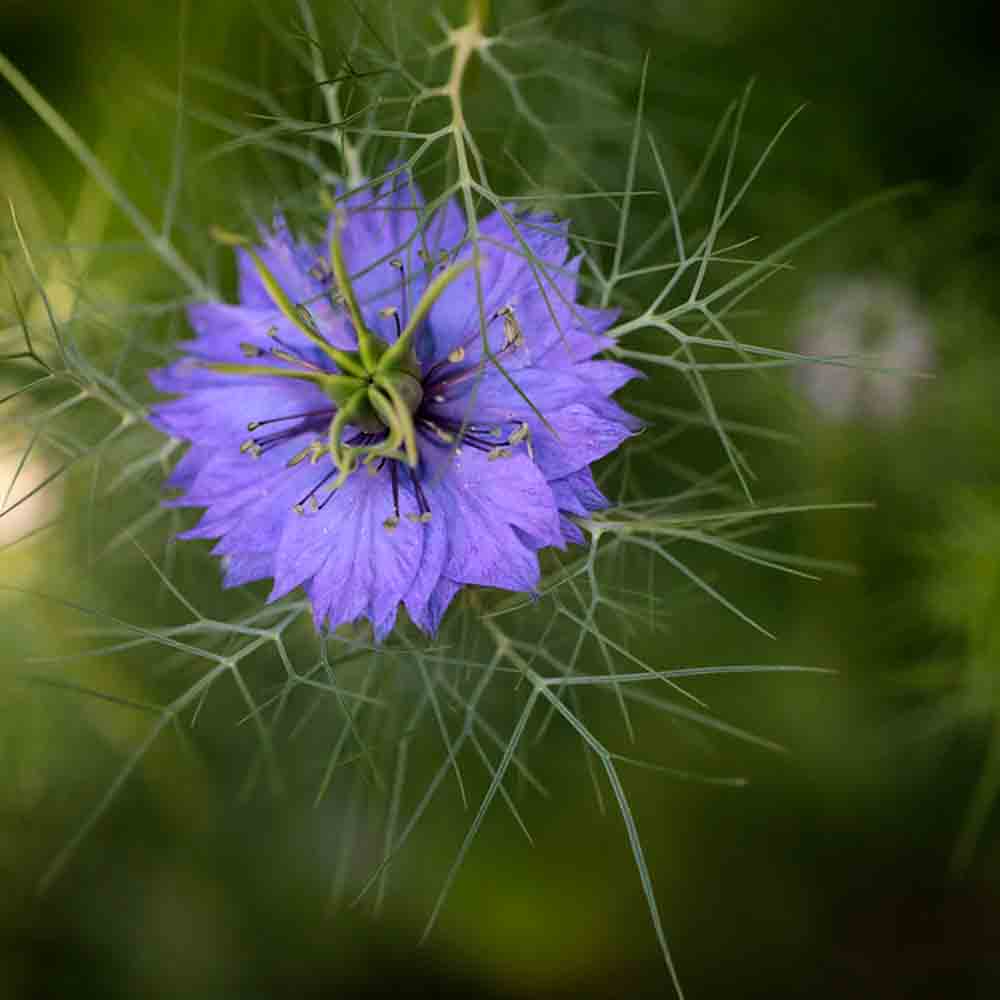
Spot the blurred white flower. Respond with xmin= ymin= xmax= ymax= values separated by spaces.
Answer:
xmin=794 ymin=274 xmax=935 ymax=423
xmin=0 ymin=430 xmax=61 ymax=552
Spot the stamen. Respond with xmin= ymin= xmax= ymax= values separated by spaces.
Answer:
xmin=270 ymin=348 xmax=317 ymax=368
xmin=264 ymin=329 xmax=318 ymax=370
xmin=499 ymin=304 xmax=525 ymax=351
xmin=376 ymin=256 xmax=475 ymax=375
xmin=316 ymin=485 xmax=339 ymax=511
xmin=508 ymin=421 xmax=533 ymax=459
xmin=242 ymin=423 xmax=314 ymax=458
xmin=421 ymin=306 xmax=517 ymax=393
xmin=287 ymin=441 xmax=324 ymax=467
xmin=390 ymin=462 xmax=400 ymax=519
xmin=429 ymin=422 xmax=455 ymax=444
xmin=293 ymin=467 xmax=339 ymax=514
xmin=389 ymin=258 xmax=410 ymax=330
xmin=308 ymin=257 xmax=331 ymax=283
xmin=211 ymin=228 xmax=366 ymax=378
xmin=344 ymin=431 xmax=380 ymax=448
xmin=418 ymin=416 xmax=514 ymax=455
xmin=247 ymin=408 xmax=334 ymax=432
xmin=294 ymin=304 xmax=315 ymax=329
xmin=407 ymin=466 xmax=432 ymax=523
xmin=379 ymin=306 xmax=403 ymax=340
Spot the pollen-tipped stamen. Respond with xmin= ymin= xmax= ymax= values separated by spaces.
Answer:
xmin=211 ymin=227 xmax=366 ymax=378
xmin=389 ymin=258 xmax=410 ymax=328
xmin=293 ymin=466 xmax=339 ymax=514
xmin=246 ymin=408 xmax=333 ymax=432
xmin=377 ymin=256 xmax=476 ymax=375
xmin=407 ymin=465 xmax=432 ymax=523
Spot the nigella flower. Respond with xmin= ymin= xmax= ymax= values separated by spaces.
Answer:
xmin=150 ymin=173 xmax=639 ymax=639
xmin=795 ymin=273 xmax=935 ymax=424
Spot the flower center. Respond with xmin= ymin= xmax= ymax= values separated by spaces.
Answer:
xmin=205 ymin=219 xmax=538 ymax=530
xmin=204 ymin=221 xmax=473 ymax=491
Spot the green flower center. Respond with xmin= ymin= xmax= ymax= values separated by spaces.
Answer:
xmin=205 ymin=218 xmax=474 ymax=490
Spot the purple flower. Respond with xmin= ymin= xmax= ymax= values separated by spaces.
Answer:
xmin=150 ymin=174 xmax=639 ymax=639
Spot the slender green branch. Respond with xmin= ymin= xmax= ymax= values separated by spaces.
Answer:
xmin=0 ymin=51 xmax=211 ymax=299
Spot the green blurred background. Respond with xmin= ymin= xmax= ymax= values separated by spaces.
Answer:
xmin=3 ymin=0 xmax=1000 ymax=996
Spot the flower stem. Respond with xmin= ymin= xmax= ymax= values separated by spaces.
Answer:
xmin=467 ymin=0 xmax=489 ymax=32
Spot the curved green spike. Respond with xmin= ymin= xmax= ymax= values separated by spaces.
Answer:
xmin=378 ymin=376 xmax=421 ymax=467
xmin=327 ymin=389 xmax=369 ymax=472
xmin=328 ymin=219 xmax=384 ymax=371
xmin=377 ymin=257 xmax=476 ymax=374
xmin=212 ymin=227 xmax=367 ymax=379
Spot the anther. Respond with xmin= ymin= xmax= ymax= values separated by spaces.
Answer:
xmin=379 ymin=305 xmax=403 ymax=340
xmin=501 ymin=306 xmax=524 ymax=350
xmin=382 ymin=515 xmax=399 ymax=533
xmin=308 ymin=258 xmax=331 ymax=282
xmin=408 ymin=467 xmax=432 ymax=521
xmin=266 ymin=329 xmax=320 ymax=369
xmin=294 ymin=304 xmax=317 ymax=330
xmin=247 ymin=408 xmax=333 ymax=433
xmin=509 ymin=421 xmax=533 ymax=458
xmin=508 ymin=422 xmax=530 ymax=445
xmin=293 ymin=467 xmax=338 ymax=514
xmin=286 ymin=440 xmax=324 ymax=467
xmin=487 ymin=447 xmax=512 ymax=461
xmin=389 ymin=259 xmax=409 ymax=326
xmin=240 ymin=342 xmax=265 ymax=358
xmin=270 ymin=348 xmax=305 ymax=365
xmin=390 ymin=463 xmax=401 ymax=520
xmin=448 ymin=346 xmax=465 ymax=364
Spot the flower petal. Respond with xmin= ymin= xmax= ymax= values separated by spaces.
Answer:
xmin=296 ymin=471 xmax=425 ymax=634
